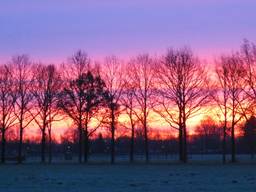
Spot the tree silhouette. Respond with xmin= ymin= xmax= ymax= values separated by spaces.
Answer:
xmin=155 ymin=48 xmax=209 ymax=163
xmin=129 ymin=54 xmax=156 ymax=162
xmin=32 ymin=64 xmax=62 ymax=163
xmin=0 ymin=41 xmax=256 ymax=164
xmin=0 ymin=65 xmax=17 ymax=163
xmin=59 ymin=71 xmax=108 ymax=163
xmin=217 ymin=54 xmax=246 ymax=163
xmin=121 ymin=74 xmax=140 ymax=163
xmin=102 ymin=56 xmax=125 ymax=164
xmin=243 ymin=116 xmax=256 ymax=159
xmin=215 ymin=59 xmax=230 ymax=164
xmin=195 ymin=116 xmax=221 ymax=154
xmin=11 ymin=55 xmax=34 ymax=163
xmin=61 ymin=50 xmax=91 ymax=163
xmin=241 ymin=40 xmax=256 ymax=103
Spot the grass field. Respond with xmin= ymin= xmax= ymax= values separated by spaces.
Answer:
xmin=0 ymin=163 xmax=256 ymax=192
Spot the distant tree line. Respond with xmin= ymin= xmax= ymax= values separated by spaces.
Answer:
xmin=0 ymin=40 xmax=256 ymax=164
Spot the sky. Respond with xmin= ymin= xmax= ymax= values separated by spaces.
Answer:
xmin=0 ymin=0 xmax=256 ymax=63
xmin=1 ymin=0 xmax=254 ymax=140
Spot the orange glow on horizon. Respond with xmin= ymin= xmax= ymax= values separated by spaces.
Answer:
xmin=16 ymin=104 xmax=246 ymax=144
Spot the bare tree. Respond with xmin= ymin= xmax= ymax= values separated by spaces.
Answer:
xmin=47 ymin=107 xmax=61 ymax=163
xmin=195 ymin=116 xmax=221 ymax=154
xmin=241 ymin=40 xmax=256 ymax=102
xmin=129 ymin=54 xmax=155 ymax=162
xmin=121 ymin=80 xmax=139 ymax=163
xmin=215 ymin=60 xmax=229 ymax=164
xmin=32 ymin=64 xmax=62 ymax=163
xmin=11 ymin=55 xmax=34 ymax=163
xmin=239 ymin=40 xmax=256 ymax=117
xmin=60 ymin=50 xmax=91 ymax=163
xmin=59 ymin=71 xmax=108 ymax=163
xmin=219 ymin=54 xmax=246 ymax=163
xmin=155 ymin=48 xmax=209 ymax=163
xmin=0 ymin=65 xmax=17 ymax=163
xmin=243 ymin=116 xmax=256 ymax=159
xmin=102 ymin=56 xmax=125 ymax=164
xmin=214 ymin=40 xmax=256 ymax=163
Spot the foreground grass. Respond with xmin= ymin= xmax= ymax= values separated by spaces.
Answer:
xmin=0 ymin=163 xmax=255 ymax=192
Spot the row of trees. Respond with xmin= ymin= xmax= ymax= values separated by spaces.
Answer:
xmin=0 ymin=40 xmax=256 ymax=164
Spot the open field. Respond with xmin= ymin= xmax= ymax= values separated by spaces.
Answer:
xmin=21 ymin=154 xmax=256 ymax=164
xmin=0 ymin=163 xmax=256 ymax=192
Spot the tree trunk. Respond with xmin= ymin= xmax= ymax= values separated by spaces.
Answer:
xmin=130 ymin=124 xmax=135 ymax=163
xmin=18 ymin=106 xmax=24 ymax=164
xmin=183 ymin=121 xmax=187 ymax=163
xmin=143 ymin=104 xmax=149 ymax=163
xmin=48 ymin=129 xmax=52 ymax=164
xmin=84 ymin=113 xmax=89 ymax=163
xmin=84 ymin=131 xmax=89 ymax=163
xmin=144 ymin=121 xmax=149 ymax=162
xmin=178 ymin=110 xmax=183 ymax=162
xmin=231 ymin=123 xmax=236 ymax=163
xmin=231 ymin=98 xmax=236 ymax=163
xmin=41 ymin=128 xmax=46 ymax=163
xmin=222 ymin=104 xmax=227 ymax=164
xmin=1 ymin=129 xmax=6 ymax=163
xmin=222 ymin=80 xmax=228 ymax=164
xmin=78 ymin=126 xmax=82 ymax=164
xmin=222 ymin=127 xmax=226 ymax=164
xmin=179 ymin=126 xmax=183 ymax=162
xmin=18 ymin=122 xmax=23 ymax=164
xmin=111 ymin=108 xmax=115 ymax=164
xmin=182 ymin=104 xmax=187 ymax=163
xmin=78 ymin=109 xmax=83 ymax=163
